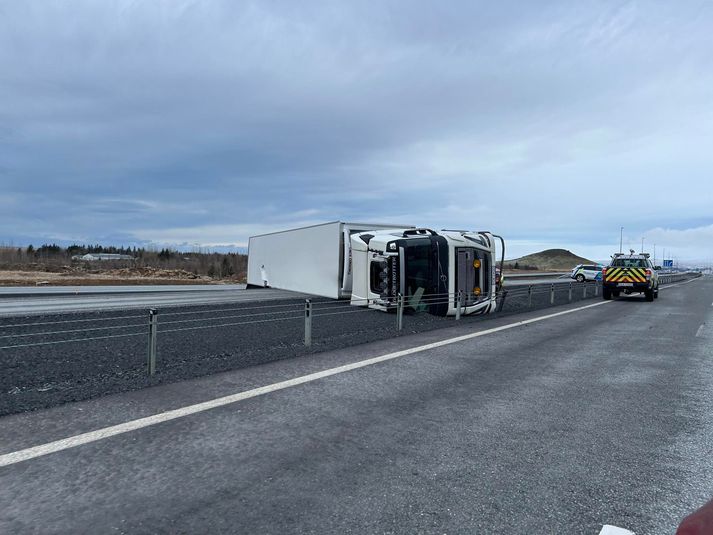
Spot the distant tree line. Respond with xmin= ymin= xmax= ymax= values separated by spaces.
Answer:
xmin=0 ymin=244 xmax=248 ymax=281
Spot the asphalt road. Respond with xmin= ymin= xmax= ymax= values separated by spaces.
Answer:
xmin=0 ymin=280 xmax=602 ymax=416
xmin=0 ymin=277 xmax=567 ymax=316
xmin=505 ymin=274 xmax=573 ymax=286
xmin=0 ymin=284 xmax=247 ymax=296
xmin=1 ymin=276 xmax=711 ymax=534
xmin=0 ymin=286 xmax=306 ymax=316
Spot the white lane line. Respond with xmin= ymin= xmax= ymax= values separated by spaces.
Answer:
xmin=0 ymin=300 xmax=613 ymax=468
xmin=696 ymin=324 xmax=706 ymax=338
xmin=599 ymin=525 xmax=635 ymax=534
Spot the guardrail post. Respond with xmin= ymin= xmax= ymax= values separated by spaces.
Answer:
xmin=304 ymin=299 xmax=312 ymax=347
xmin=583 ymin=282 xmax=587 ymax=298
xmin=147 ymin=308 xmax=158 ymax=376
xmin=396 ymin=293 xmax=404 ymax=331
xmin=550 ymin=284 xmax=555 ymax=305
xmin=528 ymin=285 xmax=532 ymax=308
xmin=455 ymin=291 xmax=462 ymax=320
xmin=568 ymin=282 xmax=572 ymax=302
xmin=594 ymin=282 xmax=599 ymax=296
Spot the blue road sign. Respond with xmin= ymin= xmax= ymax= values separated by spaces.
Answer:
xmin=663 ymin=259 xmax=673 ymax=267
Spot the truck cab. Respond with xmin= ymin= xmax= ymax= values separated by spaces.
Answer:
xmin=350 ymin=228 xmax=502 ymax=316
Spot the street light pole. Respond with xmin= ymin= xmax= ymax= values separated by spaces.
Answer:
xmin=641 ymin=237 xmax=645 ymax=254
xmin=620 ymin=227 xmax=623 ymax=254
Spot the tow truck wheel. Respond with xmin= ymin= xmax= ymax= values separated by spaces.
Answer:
xmin=654 ymin=288 xmax=659 ymax=299
xmin=576 ymin=274 xmax=585 ymax=282
xmin=603 ymin=288 xmax=612 ymax=300
xmin=645 ymin=289 xmax=654 ymax=302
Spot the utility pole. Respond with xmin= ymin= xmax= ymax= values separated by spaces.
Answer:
xmin=620 ymin=227 xmax=623 ymax=254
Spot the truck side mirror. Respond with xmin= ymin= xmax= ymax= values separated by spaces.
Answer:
xmin=654 ymin=266 xmax=662 ymax=271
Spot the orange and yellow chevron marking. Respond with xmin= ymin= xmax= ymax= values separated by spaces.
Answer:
xmin=605 ymin=267 xmax=647 ymax=283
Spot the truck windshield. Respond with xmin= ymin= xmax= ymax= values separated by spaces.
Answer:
xmin=611 ymin=258 xmax=647 ymax=268
xmin=404 ymin=242 xmax=431 ymax=297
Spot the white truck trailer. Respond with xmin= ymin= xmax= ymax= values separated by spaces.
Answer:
xmin=246 ymin=221 xmax=413 ymax=299
xmin=247 ymin=222 xmax=504 ymax=316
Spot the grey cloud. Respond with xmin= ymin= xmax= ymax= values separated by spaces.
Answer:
xmin=0 ymin=1 xmax=712 ymax=260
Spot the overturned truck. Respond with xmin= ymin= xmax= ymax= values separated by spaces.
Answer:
xmin=247 ymin=221 xmax=504 ymax=316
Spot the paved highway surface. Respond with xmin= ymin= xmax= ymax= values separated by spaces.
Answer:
xmin=0 ymin=284 xmax=246 ymax=296
xmin=0 ymin=279 xmax=602 ymax=416
xmin=0 ymin=285 xmax=306 ymax=316
xmin=505 ymin=275 xmax=572 ymax=286
xmin=505 ymin=277 xmax=577 ymax=288
xmin=0 ymin=277 xmax=570 ymax=316
xmin=1 ymin=276 xmax=710 ymax=533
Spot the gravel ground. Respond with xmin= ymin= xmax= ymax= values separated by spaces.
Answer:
xmin=0 ymin=279 xmax=647 ymax=416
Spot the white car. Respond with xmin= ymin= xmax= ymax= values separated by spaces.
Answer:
xmin=570 ymin=264 xmax=602 ymax=282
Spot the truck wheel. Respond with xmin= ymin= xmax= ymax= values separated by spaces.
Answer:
xmin=603 ymin=288 xmax=612 ymax=300
xmin=654 ymin=288 xmax=659 ymax=299
xmin=576 ymin=274 xmax=585 ymax=283
xmin=645 ymin=289 xmax=654 ymax=302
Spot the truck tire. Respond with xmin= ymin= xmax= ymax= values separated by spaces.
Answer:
xmin=603 ymin=288 xmax=612 ymax=300
xmin=645 ymin=289 xmax=654 ymax=302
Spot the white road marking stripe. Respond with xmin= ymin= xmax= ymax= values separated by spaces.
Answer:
xmin=599 ymin=525 xmax=635 ymax=534
xmin=696 ymin=324 xmax=705 ymax=338
xmin=0 ymin=300 xmax=613 ymax=468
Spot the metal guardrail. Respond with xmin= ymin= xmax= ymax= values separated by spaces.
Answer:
xmin=504 ymin=272 xmax=568 ymax=280
xmin=0 ymin=273 xmax=702 ymax=379
xmin=657 ymin=271 xmax=700 ymax=284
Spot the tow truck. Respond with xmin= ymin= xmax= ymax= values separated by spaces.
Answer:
xmin=602 ymin=251 xmax=659 ymax=302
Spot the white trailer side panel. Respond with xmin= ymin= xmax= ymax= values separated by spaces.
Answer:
xmin=247 ymin=222 xmax=343 ymax=299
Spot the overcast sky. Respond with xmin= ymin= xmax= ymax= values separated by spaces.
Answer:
xmin=1 ymin=0 xmax=712 ymax=262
